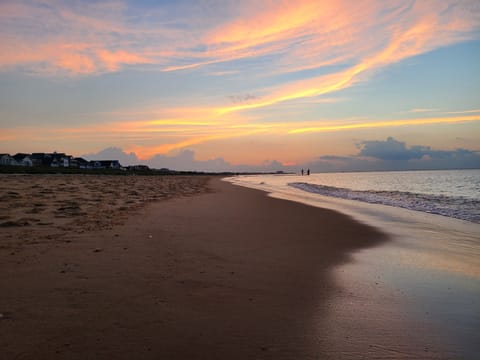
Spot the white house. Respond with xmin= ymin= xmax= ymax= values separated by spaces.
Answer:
xmin=0 ymin=154 xmax=13 ymax=166
xmin=12 ymin=153 xmax=33 ymax=166
xmin=60 ymin=156 xmax=70 ymax=167
xmin=21 ymin=156 xmax=34 ymax=167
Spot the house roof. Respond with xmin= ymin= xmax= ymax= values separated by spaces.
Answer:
xmin=13 ymin=153 xmax=30 ymax=161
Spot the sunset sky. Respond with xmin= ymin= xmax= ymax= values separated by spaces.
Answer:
xmin=1 ymin=0 xmax=479 ymax=171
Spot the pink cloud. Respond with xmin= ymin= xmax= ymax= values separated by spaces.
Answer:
xmin=55 ymin=52 xmax=97 ymax=75
xmin=210 ymin=1 xmax=480 ymax=112
xmin=0 ymin=1 xmax=156 ymax=75
xmin=96 ymin=49 xmax=152 ymax=72
xmin=0 ymin=0 xmax=478 ymax=78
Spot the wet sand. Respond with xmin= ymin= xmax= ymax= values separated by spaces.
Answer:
xmin=0 ymin=175 xmax=388 ymax=359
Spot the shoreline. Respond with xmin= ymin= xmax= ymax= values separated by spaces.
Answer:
xmin=227 ymin=175 xmax=480 ymax=358
xmin=2 ymin=175 xmax=464 ymax=358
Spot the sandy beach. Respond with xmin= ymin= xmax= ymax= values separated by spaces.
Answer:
xmin=0 ymin=174 xmax=452 ymax=359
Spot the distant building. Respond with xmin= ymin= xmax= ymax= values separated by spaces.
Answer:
xmin=12 ymin=153 xmax=33 ymax=166
xmin=50 ymin=153 xmax=69 ymax=167
xmin=60 ymin=156 xmax=71 ymax=167
xmin=89 ymin=160 xmax=121 ymax=169
xmin=0 ymin=154 xmax=14 ymax=166
xmin=22 ymin=156 xmax=34 ymax=167
xmin=50 ymin=157 xmax=60 ymax=167
xmin=30 ymin=152 xmax=70 ymax=167
xmin=30 ymin=153 xmax=46 ymax=166
xmin=70 ymin=157 xmax=89 ymax=168
xmin=128 ymin=165 xmax=150 ymax=171
xmin=0 ymin=151 xmax=122 ymax=171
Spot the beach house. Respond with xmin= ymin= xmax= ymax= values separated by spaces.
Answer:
xmin=0 ymin=154 xmax=14 ymax=166
xmin=12 ymin=153 xmax=33 ymax=166
xmin=89 ymin=160 xmax=121 ymax=169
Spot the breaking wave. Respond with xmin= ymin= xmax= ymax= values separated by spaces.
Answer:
xmin=289 ymin=182 xmax=480 ymax=224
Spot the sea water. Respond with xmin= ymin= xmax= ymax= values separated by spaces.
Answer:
xmin=230 ymin=169 xmax=480 ymax=223
xmin=225 ymin=169 xmax=480 ymax=358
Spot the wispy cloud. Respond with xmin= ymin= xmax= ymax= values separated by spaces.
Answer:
xmin=211 ymin=1 xmax=479 ymax=113
xmin=409 ymin=108 xmax=440 ymax=113
xmin=0 ymin=1 xmax=161 ymax=75
xmin=444 ymin=109 xmax=480 ymax=114
xmin=288 ymin=115 xmax=480 ymax=134
xmin=1 ymin=0 xmax=478 ymax=79
xmin=2 ymin=112 xmax=478 ymax=160
xmin=1 ymin=1 xmax=479 ymax=165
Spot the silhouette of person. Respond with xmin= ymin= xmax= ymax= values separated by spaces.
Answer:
xmin=301 ymin=169 xmax=304 ymax=176
xmin=307 ymin=169 xmax=310 ymax=175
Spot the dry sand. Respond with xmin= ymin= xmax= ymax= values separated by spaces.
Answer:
xmin=0 ymin=175 xmax=388 ymax=359
xmin=0 ymin=174 xmax=210 ymax=251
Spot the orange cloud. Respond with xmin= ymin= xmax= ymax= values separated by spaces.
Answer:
xmin=2 ymin=110 xmax=478 ymax=162
xmin=56 ymin=52 xmax=97 ymax=75
xmin=127 ymin=133 xmax=238 ymax=159
xmin=288 ymin=115 xmax=480 ymax=134
xmin=212 ymin=1 xmax=479 ymax=114
xmin=0 ymin=1 xmax=156 ymax=75
xmin=445 ymin=109 xmax=480 ymax=114
xmin=96 ymin=50 xmax=152 ymax=71
xmin=206 ymin=1 xmax=318 ymax=46
xmin=161 ymin=1 xmax=354 ymax=73
xmin=216 ymin=65 xmax=361 ymax=114
xmin=162 ymin=0 xmax=477 ymax=79
xmin=1 ymin=0 xmax=477 ymax=78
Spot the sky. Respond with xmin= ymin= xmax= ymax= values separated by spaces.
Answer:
xmin=1 ymin=0 xmax=479 ymax=172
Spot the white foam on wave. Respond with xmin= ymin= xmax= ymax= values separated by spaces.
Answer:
xmin=289 ymin=182 xmax=480 ymax=224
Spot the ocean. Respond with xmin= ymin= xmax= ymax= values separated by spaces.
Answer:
xmin=226 ymin=169 xmax=480 ymax=358
xmin=229 ymin=169 xmax=480 ymax=224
